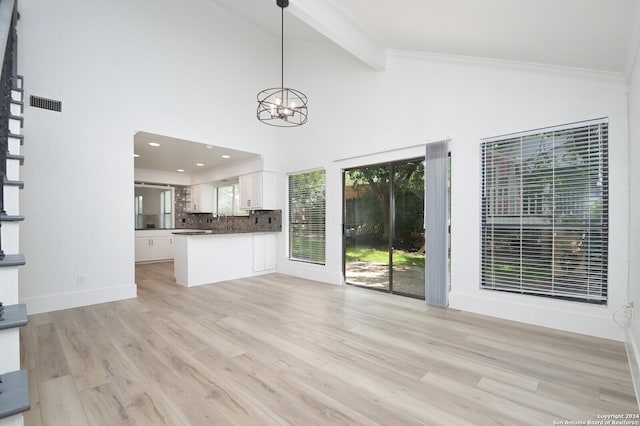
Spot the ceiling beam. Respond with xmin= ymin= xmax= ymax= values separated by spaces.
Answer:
xmin=286 ymin=0 xmax=387 ymax=71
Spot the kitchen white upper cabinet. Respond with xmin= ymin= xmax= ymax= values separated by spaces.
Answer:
xmin=188 ymin=183 xmax=214 ymax=213
xmin=239 ymin=171 xmax=276 ymax=210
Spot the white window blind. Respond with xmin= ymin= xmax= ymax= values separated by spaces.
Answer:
xmin=480 ymin=119 xmax=608 ymax=304
xmin=289 ymin=170 xmax=326 ymax=264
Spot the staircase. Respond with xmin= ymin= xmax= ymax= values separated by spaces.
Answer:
xmin=0 ymin=0 xmax=30 ymax=425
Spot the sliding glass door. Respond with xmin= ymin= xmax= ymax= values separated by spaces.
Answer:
xmin=344 ymin=164 xmax=391 ymax=291
xmin=391 ymin=160 xmax=426 ymax=298
xmin=343 ymin=159 xmax=425 ymax=298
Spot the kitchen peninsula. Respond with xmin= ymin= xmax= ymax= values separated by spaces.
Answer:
xmin=173 ymin=230 xmax=277 ymax=287
xmin=171 ymin=208 xmax=281 ymax=287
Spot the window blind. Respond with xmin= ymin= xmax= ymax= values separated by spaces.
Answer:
xmin=289 ymin=170 xmax=326 ymax=264
xmin=425 ymin=141 xmax=449 ymax=306
xmin=480 ymin=119 xmax=608 ymax=304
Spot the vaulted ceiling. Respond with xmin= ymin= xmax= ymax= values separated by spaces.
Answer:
xmin=212 ymin=0 xmax=639 ymax=74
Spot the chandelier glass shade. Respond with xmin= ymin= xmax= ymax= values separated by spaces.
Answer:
xmin=257 ymin=0 xmax=308 ymax=127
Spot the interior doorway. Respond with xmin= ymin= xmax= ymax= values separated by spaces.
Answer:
xmin=343 ymin=158 xmax=426 ymax=299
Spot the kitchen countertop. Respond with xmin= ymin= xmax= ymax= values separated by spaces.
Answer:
xmin=135 ymin=228 xmax=279 ymax=234
xmin=172 ymin=229 xmax=279 ymax=235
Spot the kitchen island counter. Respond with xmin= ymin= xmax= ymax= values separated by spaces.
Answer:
xmin=173 ymin=232 xmax=276 ymax=287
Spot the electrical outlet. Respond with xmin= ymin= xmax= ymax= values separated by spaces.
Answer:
xmin=77 ymin=275 xmax=86 ymax=287
xmin=624 ymin=301 xmax=634 ymax=318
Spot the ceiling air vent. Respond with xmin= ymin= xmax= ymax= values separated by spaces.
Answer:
xmin=29 ymin=95 xmax=62 ymax=112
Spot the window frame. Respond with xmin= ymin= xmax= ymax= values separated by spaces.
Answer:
xmin=288 ymin=169 xmax=326 ymax=265
xmin=215 ymin=182 xmax=248 ymax=216
xmin=480 ymin=119 xmax=609 ymax=304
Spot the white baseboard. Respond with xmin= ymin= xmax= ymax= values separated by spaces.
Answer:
xmin=625 ymin=327 xmax=640 ymax=410
xmin=21 ymin=283 xmax=137 ymax=315
xmin=276 ymin=260 xmax=342 ymax=286
xmin=450 ymin=291 xmax=624 ymax=341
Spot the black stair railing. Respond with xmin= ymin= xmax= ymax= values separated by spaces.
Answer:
xmin=0 ymin=0 xmax=19 ymax=260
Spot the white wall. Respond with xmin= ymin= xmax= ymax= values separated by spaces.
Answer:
xmin=276 ymin=42 xmax=630 ymax=340
xmin=18 ymin=0 xmax=281 ymax=314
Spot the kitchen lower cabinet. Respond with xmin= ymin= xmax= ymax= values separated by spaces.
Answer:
xmin=135 ymin=231 xmax=174 ymax=263
xmin=253 ymin=233 xmax=276 ymax=272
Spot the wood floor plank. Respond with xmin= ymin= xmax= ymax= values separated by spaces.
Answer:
xmin=113 ymin=323 xmax=233 ymax=425
xmin=79 ymin=383 xmax=133 ymax=426
xmin=161 ymin=345 xmax=288 ymax=425
xmin=39 ymin=375 xmax=89 ymax=426
xmin=54 ymin=309 xmax=110 ymax=391
xmin=33 ymin=323 xmax=70 ymax=383
xmin=21 ymin=262 xmax=639 ymax=425
xmin=422 ymin=372 xmax=557 ymax=424
xmin=99 ymin=346 xmax=184 ymax=425
xmin=22 ymin=402 xmax=42 ymax=426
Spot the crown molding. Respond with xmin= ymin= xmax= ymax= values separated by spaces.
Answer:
xmin=387 ymin=49 xmax=626 ymax=84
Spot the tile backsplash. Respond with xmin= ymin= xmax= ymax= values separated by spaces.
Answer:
xmin=174 ymin=185 xmax=281 ymax=232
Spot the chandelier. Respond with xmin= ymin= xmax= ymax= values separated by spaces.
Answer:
xmin=257 ymin=0 xmax=308 ymax=127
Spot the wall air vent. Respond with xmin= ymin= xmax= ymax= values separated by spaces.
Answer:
xmin=29 ymin=95 xmax=62 ymax=112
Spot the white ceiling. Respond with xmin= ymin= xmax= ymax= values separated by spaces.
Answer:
xmin=134 ymin=132 xmax=260 ymax=175
xmin=212 ymin=0 xmax=638 ymax=73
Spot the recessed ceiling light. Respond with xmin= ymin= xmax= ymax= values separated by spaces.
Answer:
xmin=133 ymin=153 xmax=140 ymax=158
xmin=196 ymin=163 xmax=205 ymax=167
xmin=206 ymin=145 xmax=213 ymax=149
xmin=148 ymin=142 xmax=160 ymax=147
xmin=176 ymin=169 xmax=185 ymax=173
xmin=221 ymin=154 xmax=231 ymax=159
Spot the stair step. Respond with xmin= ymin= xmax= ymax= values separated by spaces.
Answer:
xmin=0 ymin=255 xmax=25 ymax=267
xmin=10 ymin=99 xmax=23 ymax=115
xmin=0 ymin=214 xmax=24 ymax=222
xmin=8 ymin=114 xmax=23 ymax=128
xmin=6 ymin=153 xmax=23 ymax=165
xmin=8 ymin=133 xmax=23 ymax=145
xmin=12 ymin=75 xmax=23 ymax=91
xmin=2 ymin=179 xmax=23 ymax=189
xmin=0 ymin=370 xmax=30 ymax=419
xmin=0 ymin=304 xmax=27 ymax=331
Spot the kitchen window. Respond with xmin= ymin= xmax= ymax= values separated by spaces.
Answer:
xmin=216 ymin=183 xmax=248 ymax=216
xmin=480 ymin=119 xmax=608 ymax=304
xmin=160 ymin=190 xmax=172 ymax=228
xmin=288 ymin=170 xmax=326 ymax=264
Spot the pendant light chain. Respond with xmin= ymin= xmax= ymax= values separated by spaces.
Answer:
xmin=281 ymin=5 xmax=284 ymax=90
xmin=256 ymin=0 xmax=308 ymax=127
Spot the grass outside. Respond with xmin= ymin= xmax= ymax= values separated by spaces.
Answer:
xmin=345 ymin=247 xmax=425 ymax=268
xmin=488 ymin=264 xmax=552 ymax=282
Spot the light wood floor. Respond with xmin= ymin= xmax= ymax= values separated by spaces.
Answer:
xmin=21 ymin=262 xmax=638 ymax=425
